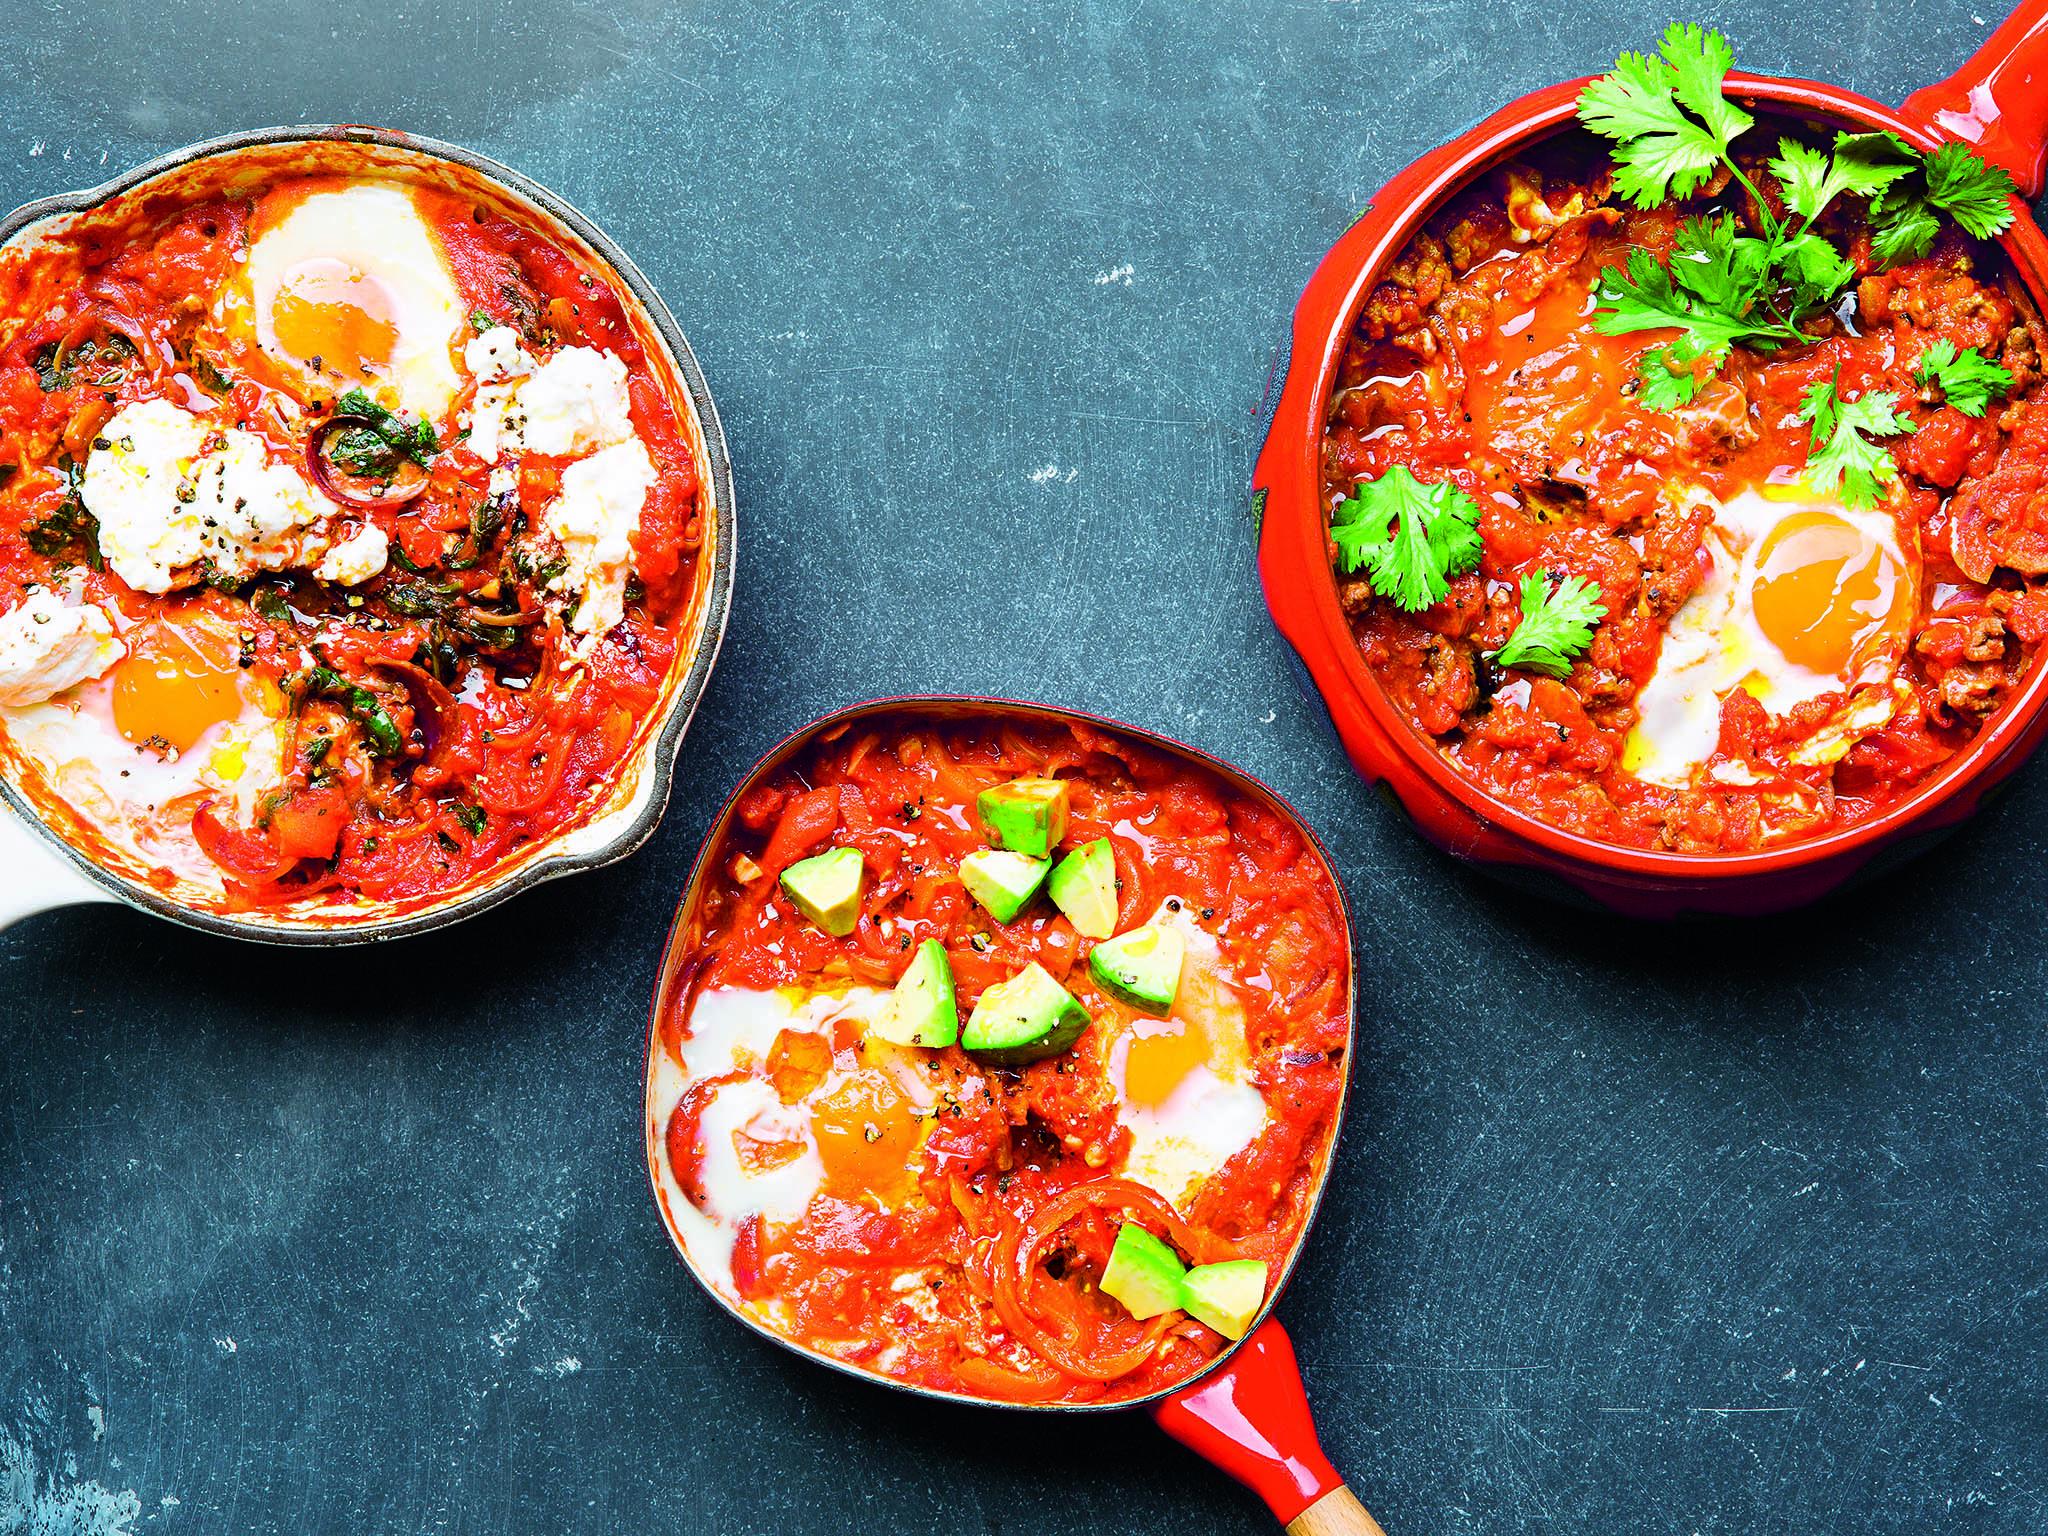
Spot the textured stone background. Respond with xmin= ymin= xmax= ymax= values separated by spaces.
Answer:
xmin=4 ymin=1 xmax=2047 ymax=1531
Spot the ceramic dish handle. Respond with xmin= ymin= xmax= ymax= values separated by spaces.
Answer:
xmin=1901 ymin=0 xmax=2048 ymax=195
xmin=0 ymin=803 xmax=115 ymax=932
xmin=1151 ymin=1320 xmax=1388 ymax=1534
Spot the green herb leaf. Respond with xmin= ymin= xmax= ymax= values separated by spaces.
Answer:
xmin=292 ymin=664 xmax=404 ymax=757
xmin=1769 ymin=134 xmax=1915 ymax=226
xmin=1330 ymin=466 xmax=1483 ymax=613
xmin=332 ymin=389 xmax=439 ymax=468
xmin=1576 ymin=24 xmax=1752 ymax=208
xmin=1491 ymin=571 xmax=1607 ymax=679
xmin=451 ymin=803 xmax=486 ymax=836
xmin=1593 ymin=244 xmax=1789 ymax=361
xmin=23 ymin=485 xmax=104 ymax=571
xmin=1913 ymin=338 xmax=2013 ymax=417
xmin=1800 ymin=376 xmax=1917 ymax=509
xmin=1923 ymin=141 xmax=2017 ymax=239
xmin=1635 ymin=345 xmax=1703 ymax=409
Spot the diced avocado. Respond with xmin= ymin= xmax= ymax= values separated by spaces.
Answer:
xmin=961 ymin=961 xmax=1091 ymax=1066
xmin=779 ymin=846 xmax=864 ymax=936
xmin=976 ymin=777 xmax=1070 ymax=858
xmin=1101 ymin=1223 xmax=1187 ymax=1320
xmin=1047 ymin=837 xmax=1118 ymax=940
xmin=869 ymin=939 xmax=959 ymax=1048
xmin=1088 ymin=923 xmax=1185 ymax=1014
xmin=959 ymin=849 xmax=1051 ymax=924
xmin=1179 ymin=1260 xmax=1269 ymax=1340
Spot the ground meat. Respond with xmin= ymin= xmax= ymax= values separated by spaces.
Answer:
xmin=1950 ymin=398 xmax=2048 ymax=580
xmin=1358 ymin=234 xmax=1451 ymax=342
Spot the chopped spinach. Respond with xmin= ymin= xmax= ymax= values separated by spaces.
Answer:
xmin=291 ymin=664 xmax=403 ymax=758
xmin=24 ymin=487 xmax=103 ymax=571
xmin=331 ymin=389 xmax=440 ymax=470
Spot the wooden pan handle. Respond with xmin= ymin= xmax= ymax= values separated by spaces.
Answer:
xmin=1150 ymin=1320 xmax=1387 ymax=1531
xmin=1287 ymin=1486 xmax=1389 ymax=1536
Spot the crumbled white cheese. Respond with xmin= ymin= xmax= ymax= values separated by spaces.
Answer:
xmin=81 ymin=399 xmax=342 ymax=594
xmin=463 ymin=325 xmax=532 ymax=384
xmin=465 ymin=345 xmax=636 ymax=464
xmin=314 ymin=522 xmax=391 ymax=586
xmin=544 ymin=438 xmax=654 ymax=637
xmin=0 ymin=590 xmax=124 ymax=708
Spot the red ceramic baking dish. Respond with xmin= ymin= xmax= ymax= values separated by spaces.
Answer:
xmin=1255 ymin=4 xmax=2048 ymax=916
xmin=643 ymin=697 xmax=1385 ymax=1534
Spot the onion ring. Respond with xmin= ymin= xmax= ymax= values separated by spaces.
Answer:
xmin=307 ymin=416 xmax=430 ymax=508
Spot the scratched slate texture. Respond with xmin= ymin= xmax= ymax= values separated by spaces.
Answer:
xmin=2 ymin=0 xmax=2047 ymax=1531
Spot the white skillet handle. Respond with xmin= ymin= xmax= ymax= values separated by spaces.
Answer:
xmin=0 ymin=802 xmax=115 ymax=931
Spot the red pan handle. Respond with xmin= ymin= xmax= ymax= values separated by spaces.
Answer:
xmin=1900 ymin=0 xmax=2048 ymax=195
xmin=1151 ymin=1320 xmax=1388 ymax=1534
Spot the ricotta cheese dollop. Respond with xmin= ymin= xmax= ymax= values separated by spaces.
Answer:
xmin=544 ymin=439 xmax=655 ymax=638
xmin=0 ymin=590 xmax=124 ymax=708
xmin=81 ymin=399 xmax=346 ymax=594
xmin=466 ymin=339 xmax=637 ymax=463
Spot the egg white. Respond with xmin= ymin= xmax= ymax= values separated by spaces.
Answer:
xmin=1626 ymin=485 xmax=1917 ymax=787
xmin=2 ymin=646 xmax=286 ymax=884
xmin=219 ymin=182 xmax=466 ymax=425
xmin=1104 ymin=902 xmax=1268 ymax=1211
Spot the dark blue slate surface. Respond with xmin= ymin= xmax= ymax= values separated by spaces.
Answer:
xmin=4 ymin=2 xmax=2047 ymax=1531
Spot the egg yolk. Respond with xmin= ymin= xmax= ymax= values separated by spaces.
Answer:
xmin=1750 ymin=510 xmax=1911 ymax=676
xmin=111 ymin=619 xmax=246 ymax=754
xmin=1124 ymin=1014 xmax=1209 ymax=1109
xmin=270 ymin=259 xmax=398 ymax=383
xmin=811 ymin=1070 xmax=922 ymax=1205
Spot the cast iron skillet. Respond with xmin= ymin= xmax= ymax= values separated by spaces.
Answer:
xmin=1255 ymin=3 xmax=2048 ymax=917
xmin=644 ymin=697 xmax=1386 ymax=1534
xmin=0 ymin=126 xmax=735 ymax=944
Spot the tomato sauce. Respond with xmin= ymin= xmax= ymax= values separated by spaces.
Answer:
xmin=1323 ymin=131 xmax=2048 ymax=853
xmin=649 ymin=711 xmax=1350 ymax=1405
xmin=0 ymin=162 xmax=708 ymax=912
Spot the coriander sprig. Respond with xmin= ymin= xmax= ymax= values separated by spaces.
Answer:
xmin=1576 ymin=27 xmax=2018 ymax=411
xmin=1491 ymin=571 xmax=1608 ymax=679
xmin=1914 ymin=338 xmax=2014 ymax=418
xmin=1799 ymin=374 xmax=1916 ymax=510
xmin=1330 ymin=467 xmax=1483 ymax=613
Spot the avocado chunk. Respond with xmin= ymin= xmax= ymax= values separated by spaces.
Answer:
xmin=1101 ymin=1223 xmax=1187 ymax=1320
xmin=1088 ymin=923 xmax=1185 ymax=1014
xmin=959 ymin=849 xmax=1051 ymax=924
xmin=976 ymin=777 xmax=1070 ymax=858
xmin=869 ymin=939 xmax=959 ymax=1048
xmin=1047 ymin=837 xmax=1118 ymax=939
xmin=778 ymin=846 xmax=864 ymax=936
xmin=961 ymin=962 xmax=1091 ymax=1066
xmin=1179 ymin=1260 xmax=1269 ymax=1340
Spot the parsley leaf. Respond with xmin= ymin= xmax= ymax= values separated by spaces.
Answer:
xmin=1330 ymin=466 xmax=1484 ymax=613
xmin=1576 ymin=24 xmax=1752 ymax=208
xmin=1914 ymin=338 xmax=2012 ymax=417
xmin=1800 ymin=377 xmax=1916 ymax=509
xmin=1491 ymin=571 xmax=1607 ymax=679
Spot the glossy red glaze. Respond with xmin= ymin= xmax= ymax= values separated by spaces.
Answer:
xmin=1255 ymin=16 xmax=2048 ymax=917
xmin=1152 ymin=1320 xmax=1343 ymax=1524
xmin=1902 ymin=0 xmax=2048 ymax=196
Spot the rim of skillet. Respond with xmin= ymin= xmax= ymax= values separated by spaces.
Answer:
xmin=1268 ymin=73 xmax=2048 ymax=885
xmin=0 ymin=124 xmax=737 ymax=946
xmin=641 ymin=693 xmax=1358 ymax=1411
